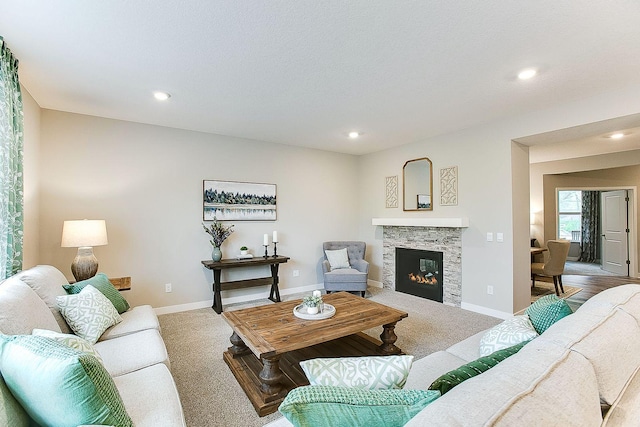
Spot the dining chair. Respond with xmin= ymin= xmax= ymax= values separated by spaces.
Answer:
xmin=531 ymin=239 xmax=571 ymax=296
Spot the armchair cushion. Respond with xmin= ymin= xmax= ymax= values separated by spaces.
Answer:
xmin=324 ymin=269 xmax=367 ymax=284
xmin=324 ymin=248 xmax=351 ymax=270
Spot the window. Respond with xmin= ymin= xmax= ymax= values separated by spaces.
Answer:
xmin=558 ymin=190 xmax=582 ymax=241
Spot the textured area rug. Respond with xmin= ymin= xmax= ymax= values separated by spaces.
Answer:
xmin=158 ymin=287 xmax=501 ymax=427
xmin=564 ymin=261 xmax=625 ymax=277
xmin=531 ymin=282 xmax=582 ymax=302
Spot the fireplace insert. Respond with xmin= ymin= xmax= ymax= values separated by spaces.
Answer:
xmin=395 ymin=247 xmax=443 ymax=302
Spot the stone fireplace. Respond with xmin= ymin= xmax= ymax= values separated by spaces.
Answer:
xmin=374 ymin=218 xmax=467 ymax=307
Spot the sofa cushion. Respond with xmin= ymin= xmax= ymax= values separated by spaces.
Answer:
xmin=445 ymin=330 xmax=484 ymax=362
xmin=429 ymin=340 xmax=530 ymax=395
xmin=0 ymin=334 xmax=133 ymax=427
xmin=526 ymin=294 xmax=573 ymax=334
xmin=300 ymin=355 xmax=413 ymax=390
xmin=403 ymin=351 xmax=469 ymax=391
xmin=113 ymin=363 xmax=186 ymax=427
xmin=324 ymin=248 xmax=351 ymax=270
xmin=405 ymin=341 xmax=603 ymax=427
xmin=64 ymin=273 xmax=130 ymax=314
xmin=478 ymin=315 xmax=538 ymax=356
xmin=0 ymin=372 xmax=30 ymax=427
xmin=57 ymin=285 xmax=122 ymax=344
xmin=0 ymin=277 xmax=60 ymax=334
xmin=602 ymin=365 xmax=640 ymax=426
xmin=279 ymin=385 xmax=440 ymax=427
xmin=569 ymin=308 xmax=640 ymax=405
xmin=94 ymin=329 xmax=170 ymax=377
xmin=32 ymin=328 xmax=103 ymax=364
xmin=99 ymin=305 xmax=160 ymax=341
xmin=14 ymin=265 xmax=72 ymax=333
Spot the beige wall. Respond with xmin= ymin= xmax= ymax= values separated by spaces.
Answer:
xmin=21 ymin=86 xmax=40 ymax=268
xmin=37 ymin=110 xmax=359 ymax=308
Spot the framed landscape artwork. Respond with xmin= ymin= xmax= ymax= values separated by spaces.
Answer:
xmin=203 ymin=180 xmax=277 ymax=221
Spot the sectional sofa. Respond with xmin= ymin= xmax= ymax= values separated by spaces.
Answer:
xmin=266 ymin=284 xmax=640 ymax=426
xmin=0 ymin=265 xmax=185 ymax=426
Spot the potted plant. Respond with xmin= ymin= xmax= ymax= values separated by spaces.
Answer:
xmin=240 ymin=246 xmax=248 ymax=255
xmin=202 ymin=218 xmax=234 ymax=262
xmin=302 ymin=295 xmax=323 ymax=315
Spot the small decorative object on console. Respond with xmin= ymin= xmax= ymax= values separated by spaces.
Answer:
xmin=202 ymin=217 xmax=234 ymax=261
xmin=240 ymin=246 xmax=248 ymax=255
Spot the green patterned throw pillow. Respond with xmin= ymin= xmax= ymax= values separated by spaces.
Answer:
xmin=478 ymin=315 xmax=538 ymax=356
xmin=300 ymin=355 xmax=414 ymax=389
xmin=429 ymin=340 xmax=530 ymax=395
xmin=56 ymin=285 xmax=122 ymax=344
xmin=279 ymin=385 xmax=440 ymax=427
xmin=32 ymin=328 xmax=104 ymax=364
xmin=64 ymin=273 xmax=130 ymax=314
xmin=526 ymin=294 xmax=573 ymax=334
xmin=0 ymin=334 xmax=132 ymax=427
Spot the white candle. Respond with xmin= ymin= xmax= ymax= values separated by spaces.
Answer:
xmin=263 ymin=234 xmax=269 ymax=245
xmin=272 ymin=231 xmax=278 ymax=243
xmin=312 ymin=290 xmax=321 ymax=298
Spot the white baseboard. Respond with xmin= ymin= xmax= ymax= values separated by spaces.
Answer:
xmin=461 ymin=302 xmax=512 ymax=320
xmin=154 ymin=283 xmax=324 ymax=315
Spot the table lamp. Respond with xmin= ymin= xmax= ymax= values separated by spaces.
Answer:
xmin=61 ymin=219 xmax=108 ymax=281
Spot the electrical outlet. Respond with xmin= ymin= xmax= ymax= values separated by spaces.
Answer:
xmin=165 ymin=283 xmax=172 ymax=293
xmin=293 ymin=270 xmax=300 ymax=277
xmin=487 ymin=285 xmax=494 ymax=295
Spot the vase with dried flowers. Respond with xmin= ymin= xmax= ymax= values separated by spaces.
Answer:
xmin=202 ymin=218 xmax=234 ymax=261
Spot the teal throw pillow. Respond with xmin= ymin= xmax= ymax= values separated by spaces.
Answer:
xmin=279 ymin=385 xmax=440 ymax=427
xmin=526 ymin=294 xmax=573 ymax=334
xmin=429 ymin=340 xmax=530 ymax=395
xmin=0 ymin=334 xmax=132 ymax=427
xmin=64 ymin=273 xmax=130 ymax=314
xmin=300 ymin=355 xmax=414 ymax=389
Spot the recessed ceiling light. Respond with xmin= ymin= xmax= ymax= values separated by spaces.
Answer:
xmin=610 ymin=133 xmax=625 ymax=139
xmin=517 ymin=68 xmax=537 ymax=80
xmin=348 ymin=131 xmax=360 ymax=139
xmin=153 ymin=91 xmax=171 ymax=101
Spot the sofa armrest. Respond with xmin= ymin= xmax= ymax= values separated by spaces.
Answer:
xmin=350 ymin=259 xmax=369 ymax=274
xmin=322 ymin=260 xmax=331 ymax=274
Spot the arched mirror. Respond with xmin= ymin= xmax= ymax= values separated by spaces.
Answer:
xmin=403 ymin=157 xmax=433 ymax=211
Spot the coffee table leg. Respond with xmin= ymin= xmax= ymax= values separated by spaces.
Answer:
xmin=380 ymin=322 xmax=402 ymax=354
xmin=259 ymin=355 xmax=283 ymax=397
xmin=228 ymin=332 xmax=250 ymax=356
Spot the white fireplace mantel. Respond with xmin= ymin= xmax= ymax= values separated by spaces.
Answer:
xmin=372 ymin=217 xmax=469 ymax=228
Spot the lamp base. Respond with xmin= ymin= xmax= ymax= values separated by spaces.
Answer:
xmin=71 ymin=247 xmax=99 ymax=282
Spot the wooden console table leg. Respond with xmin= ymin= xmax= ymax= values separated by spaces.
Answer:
xmin=379 ymin=322 xmax=402 ymax=354
xmin=259 ymin=355 xmax=283 ymax=398
xmin=212 ymin=268 xmax=223 ymax=314
xmin=228 ymin=332 xmax=251 ymax=356
xmin=268 ymin=264 xmax=282 ymax=303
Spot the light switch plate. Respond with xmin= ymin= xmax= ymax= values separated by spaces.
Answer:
xmin=487 ymin=232 xmax=493 ymax=242
xmin=496 ymin=233 xmax=504 ymax=242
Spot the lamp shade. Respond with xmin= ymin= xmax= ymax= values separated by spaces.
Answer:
xmin=61 ymin=220 xmax=108 ymax=248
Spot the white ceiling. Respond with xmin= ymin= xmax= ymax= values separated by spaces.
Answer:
xmin=2 ymin=1 xmax=640 ymax=155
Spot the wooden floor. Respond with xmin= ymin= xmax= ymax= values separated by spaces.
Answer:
xmin=536 ymin=274 xmax=640 ymax=307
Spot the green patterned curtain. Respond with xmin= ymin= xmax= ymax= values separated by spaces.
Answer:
xmin=579 ymin=191 xmax=601 ymax=263
xmin=0 ymin=37 xmax=24 ymax=279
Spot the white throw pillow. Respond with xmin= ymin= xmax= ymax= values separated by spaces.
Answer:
xmin=300 ymin=355 xmax=414 ymax=389
xmin=56 ymin=285 xmax=122 ymax=344
xmin=31 ymin=328 xmax=104 ymax=364
xmin=325 ymin=248 xmax=351 ymax=270
xmin=479 ymin=315 xmax=539 ymax=357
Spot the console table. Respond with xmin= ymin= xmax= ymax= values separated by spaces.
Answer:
xmin=201 ymin=256 xmax=290 ymax=314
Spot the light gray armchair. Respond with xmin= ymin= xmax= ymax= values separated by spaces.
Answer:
xmin=322 ymin=241 xmax=369 ymax=297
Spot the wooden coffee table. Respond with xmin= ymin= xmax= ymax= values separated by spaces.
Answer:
xmin=221 ymin=291 xmax=408 ymax=416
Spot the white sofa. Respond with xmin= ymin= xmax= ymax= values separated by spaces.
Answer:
xmin=0 ymin=265 xmax=186 ymax=426
xmin=266 ymin=284 xmax=640 ymax=426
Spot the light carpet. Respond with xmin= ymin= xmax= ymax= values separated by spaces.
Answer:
xmin=158 ymin=287 xmax=502 ymax=427
xmin=564 ymin=261 xmax=623 ymax=276
xmin=531 ymin=282 xmax=582 ymax=302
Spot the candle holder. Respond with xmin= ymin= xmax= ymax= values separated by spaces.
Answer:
xmin=263 ymin=244 xmax=269 ymax=258
xmin=273 ymin=242 xmax=278 ymax=258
